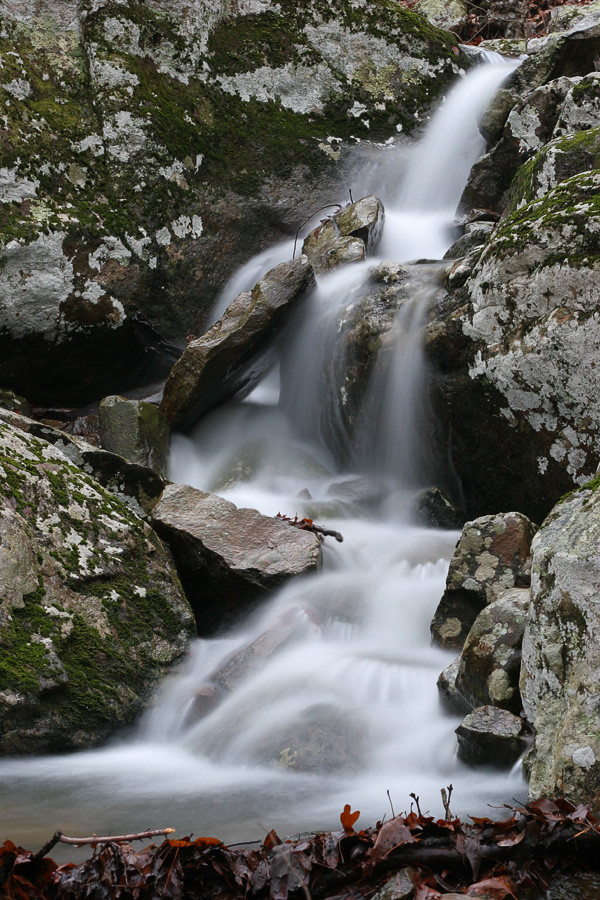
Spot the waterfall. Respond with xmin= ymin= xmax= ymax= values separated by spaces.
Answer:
xmin=0 ymin=57 xmax=524 ymax=855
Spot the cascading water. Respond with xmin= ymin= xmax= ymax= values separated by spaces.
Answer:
xmin=0 ymin=57 xmax=524 ymax=854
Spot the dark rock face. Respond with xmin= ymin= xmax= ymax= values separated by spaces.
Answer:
xmin=151 ymin=483 xmax=323 ymax=635
xmin=456 ymin=706 xmax=529 ymax=767
xmin=160 ymin=256 xmax=315 ymax=429
xmin=455 ymin=587 xmax=530 ymax=713
xmin=0 ymin=419 xmax=195 ymax=755
xmin=431 ymin=513 xmax=536 ymax=650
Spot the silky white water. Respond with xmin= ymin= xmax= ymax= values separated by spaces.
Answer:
xmin=0 ymin=57 xmax=525 ymax=855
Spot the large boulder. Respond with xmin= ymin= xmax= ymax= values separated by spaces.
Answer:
xmin=151 ymin=483 xmax=323 ymax=634
xmin=431 ymin=512 xmax=536 ymax=649
xmin=160 ymin=256 xmax=315 ymax=429
xmin=521 ymin=479 xmax=600 ymax=801
xmin=0 ymin=419 xmax=195 ymax=754
xmin=0 ymin=0 xmax=465 ymax=406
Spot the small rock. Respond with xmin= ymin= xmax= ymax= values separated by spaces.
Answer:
xmin=412 ymin=487 xmax=466 ymax=530
xmin=437 ymin=656 xmax=472 ymax=716
xmin=302 ymin=196 xmax=384 ymax=275
xmin=456 ymin=706 xmax=529 ymax=767
xmin=99 ymin=395 xmax=170 ymax=479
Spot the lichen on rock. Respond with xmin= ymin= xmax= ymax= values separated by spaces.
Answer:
xmin=0 ymin=418 xmax=195 ymax=754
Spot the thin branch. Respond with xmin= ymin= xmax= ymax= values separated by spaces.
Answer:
xmin=34 ymin=828 xmax=176 ymax=858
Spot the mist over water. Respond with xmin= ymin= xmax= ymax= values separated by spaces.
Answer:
xmin=0 ymin=57 xmax=525 ymax=856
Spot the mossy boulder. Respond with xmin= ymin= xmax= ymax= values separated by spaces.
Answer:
xmin=521 ymin=479 xmax=600 ymax=801
xmin=0 ymin=0 xmax=464 ymax=406
xmin=0 ymin=419 xmax=195 ymax=755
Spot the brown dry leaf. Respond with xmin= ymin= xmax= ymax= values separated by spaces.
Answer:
xmin=467 ymin=874 xmax=516 ymax=899
xmin=371 ymin=817 xmax=416 ymax=863
xmin=340 ymin=804 xmax=360 ymax=834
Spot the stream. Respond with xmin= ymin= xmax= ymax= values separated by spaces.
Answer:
xmin=0 ymin=54 xmax=527 ymax=857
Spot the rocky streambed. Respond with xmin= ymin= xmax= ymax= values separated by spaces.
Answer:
xmin=4 ymin=0 xmax=600 ymax=857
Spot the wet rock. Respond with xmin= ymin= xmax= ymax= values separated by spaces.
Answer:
xmin=431 ymin=513 xmax=536 ymax=649
xmin=99 ymin=395 xmax=170 ymax=478
xmin=151 ymin=483 xmax=323 ymax=635
xmin=302 ymin=196 xmax=384 ymax=275
xmin=460 ymin=75 xmax=577 ymax=214
xmin=455 ymin=587 xmax=530 ymax=713
xmin=437 ymin=656 xmax=472 ymax=716
xmin=0 ymin=407 xmax=165 ymax=517
xmin=521 ymin=480 xmax=600 ymax=802
xmin=249 ymin=702 xmax=366 ymax=772
xmin=0 ymin=419 xmax=194 ymax=754
xmin=412 ymin=486 xmax=466 ymax=530
xmin=443 ymin=223 xmax=494 ymax=260
xmin=370 ymin=867 xmax=417 ymax=900
xmin=455 ymin=706 xmax=529 ymax=767
xmin=160 ymin=257 xmax=315 ymax=430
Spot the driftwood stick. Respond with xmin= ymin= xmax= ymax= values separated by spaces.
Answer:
xmin=58 ymin=828 xmax=175 ymax=845
xmin=33 ymin=828 xmax=175 ymax=859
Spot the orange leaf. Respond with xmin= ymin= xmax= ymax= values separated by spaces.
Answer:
xmin=340 ymin=804 xmax=360 ymax=834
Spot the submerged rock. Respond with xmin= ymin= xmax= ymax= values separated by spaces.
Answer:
xmin=412 ymin=486 xmax=466 ymax=530
xmin=521 ymin=479 xmax=600 ymax=802
xmin=431 ymin=512 xmax=536 ymax=649
xmin=0 ymin=419 xmax=195 ymax=755
xmin=248 ymin=702 xmax=366 ymax=773
xmin=160 ymin=256 xmax=315 ymax=430
xmin=151 ymin=483 xmax=322 ymax=635
xmin=456 ymin=705 xmax=529 ymax=767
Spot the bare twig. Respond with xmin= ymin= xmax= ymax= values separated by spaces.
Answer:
xmin=441 ymin=785 xmax=454 ymax=823
xmin=276 ymin=513 xmax=343 ymax=543
xmin=34 ymin=828 xmax=175 ymax=859
xmin=409 ymin=793 xmax=423 ymax=817
xmin=387 ymin=790 xmax=395 ymax=819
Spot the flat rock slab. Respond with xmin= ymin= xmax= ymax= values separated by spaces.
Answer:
xmin=152 ymin=483 xmax=323 ymax=634
xmin=160 ymin=256 xmax=315 ymax=430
